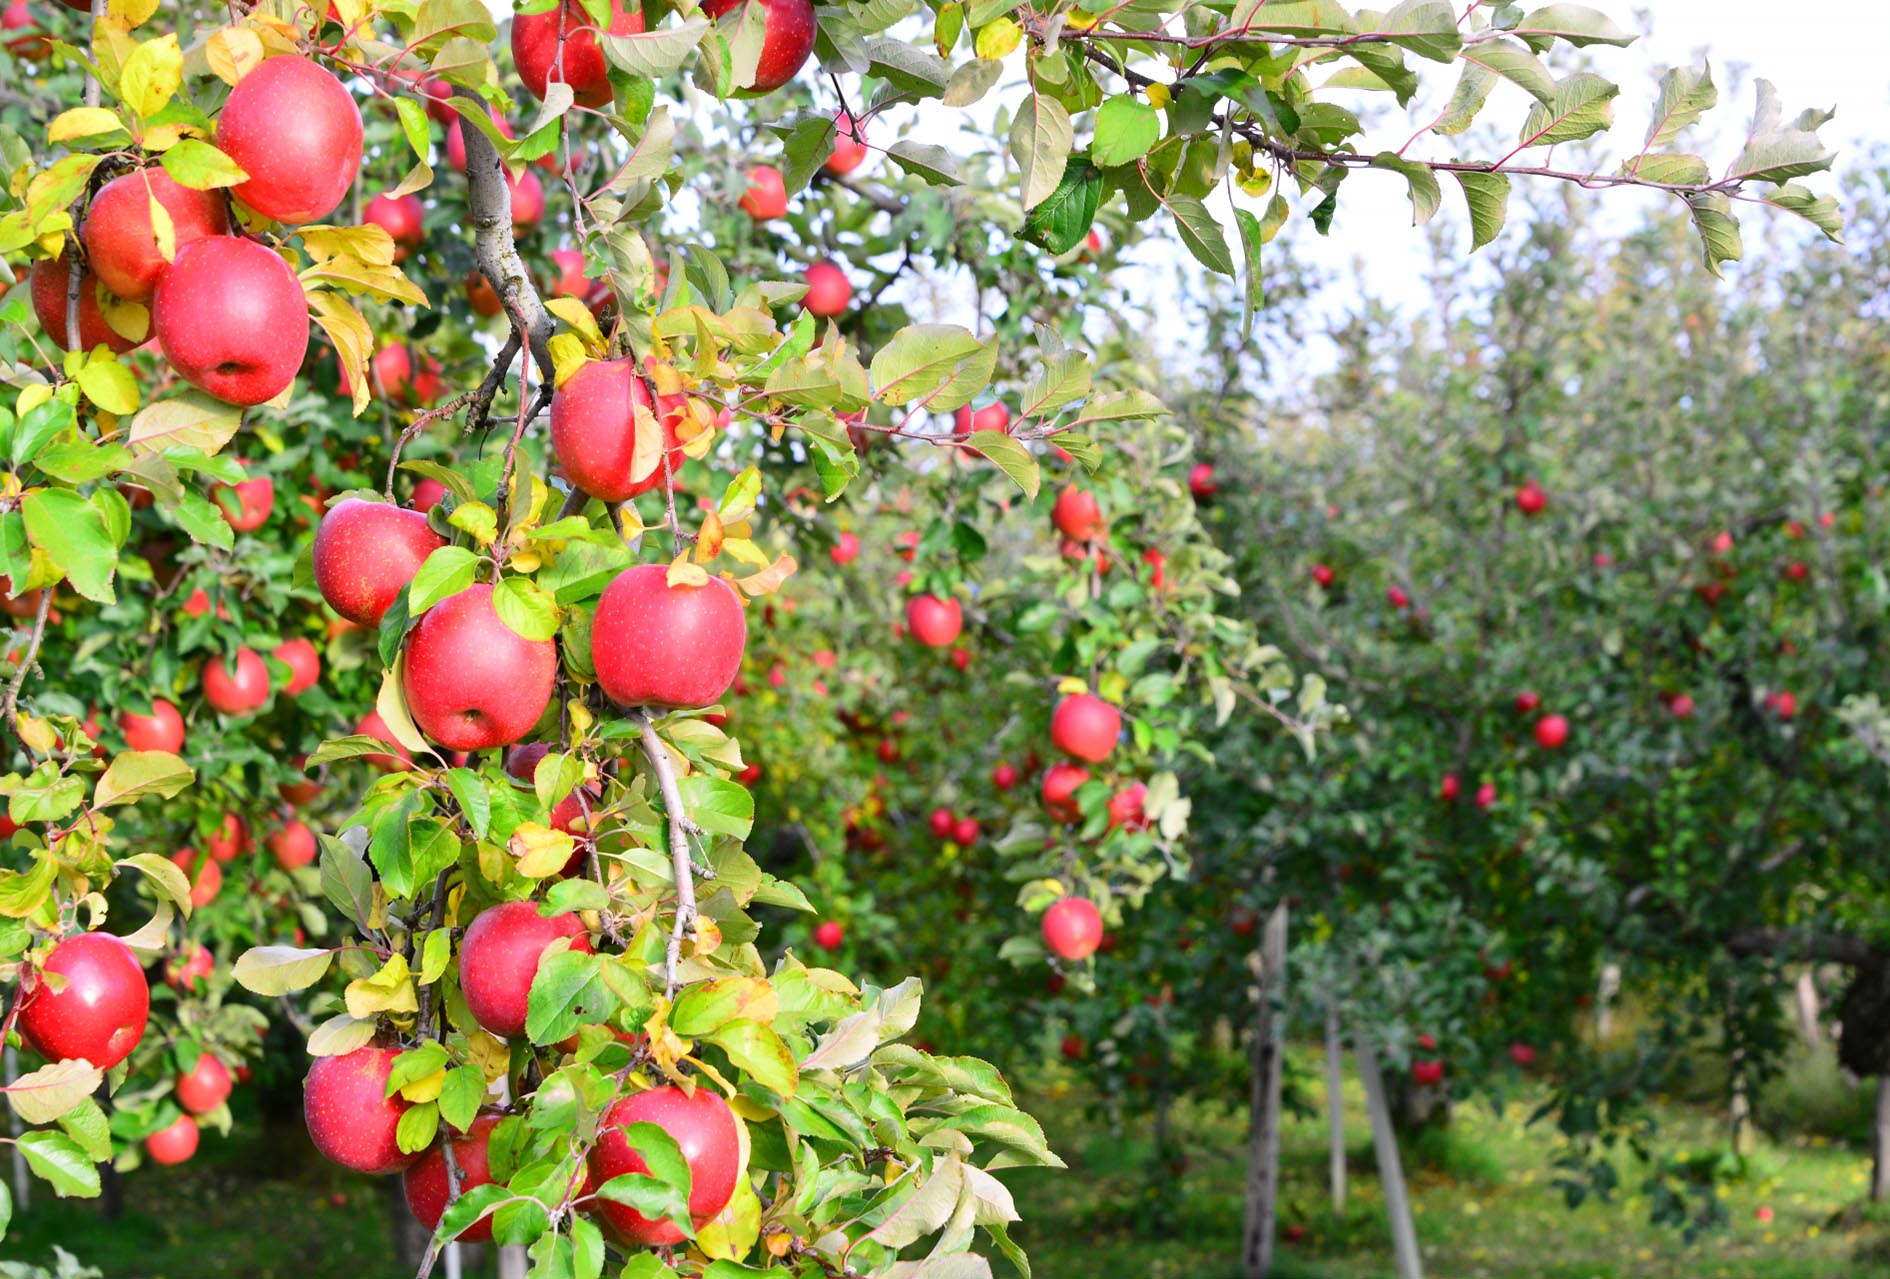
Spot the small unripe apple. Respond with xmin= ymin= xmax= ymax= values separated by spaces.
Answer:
xmin=268 ymin=820 xmax=318 ymax=870
xmin=549 ymin=358 xmax=684 ymax=501
xmin=1041 ymin=897 xmax=1103 ymax=960
xmin=802 ymin=259 xmax=851 ymax=317
xmin=813 ymin=920 xmax=843 ymax=950
xmin=312 ymin=499 xmax=448 ymax=626
xmin=513 ymin=0 xmax=644 ymax=107
xmin=825 ymin=111 xmax=867 ymax=175
xmin=699 ymin=0 xmax=816 ymax=92
xmin=403 ymin=584 xmax=557 ymax=751
xmin=906 ymin=594 xmax=961 ymax=648
xmin=154 ymin=237 xmax=309 ymax=406
xmin=205 ymin=812 xmax=249 ymax=863
xmin=203 ymin=648 xmax=270 ymax=715
xmin=830 ymin=531 xmax=859 ymax=565
xmin=217 ymin=56 xmax=363 ymax=225
xmin=992 ymin=762 xmax=1018 ymax=790
xmin=363 ymin=192 xmax=424 ymax=260
xmin=304 ymin=1046 xmax=418 ymax=1175
xmin=588 ymin=1086 xmax=741 ymax=1245
xmin=1514 ymin=480 xmax=1547 ymax=516
xmin=592 ymin=565 xmax=747 ymax=709
xmin=121 ymin=699 xmax=185 ymax=752
xmin=1041 ymin=762 xmax=1088 ymax=823
xmin=176 ymin=1051 xmax=233 ymax=1115
xmin=1188 ymin=463 xmax=1217 ymax=500
xmin=84 ymin=169 xmax=229 ymax=302
xmin=19 ymin=932 xmax=149 ymax=1070
xmin=459 ymin=901 xmax=591 ymax=1040
xmin=275 ymin=638 xmax=321 ymax=696
xmin=739 ymin=165 xmax=788 ymax=220
xmin=404 ymin=1115 xmax=501 ymax=1242
xmin=32 ymin=253 xmax=138 ymax=353
xmin=214 ymin=470 xmax=274 ymax=531
xmin=1533 ymin=713 xmax=1569 ymax=750
xmin=146 ymin=1114 xmax=200 ymax=1166
xmin=1050 ymin=693 xmax=1119 ymax=763
xmin=1051 ymin=486 xmax=1103 ymax=542
xmin=171 ymin=848 xmax=222 ymax=908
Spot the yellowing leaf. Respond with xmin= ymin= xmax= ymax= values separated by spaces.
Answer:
xmin=108 ymin=0 xmax=158 ymax=27
xmin=75 ymin=351 xmax=139 ymax=415
xmin=345 ymin=952 xmax=418 ymax=1018
xmin=548 ymin=334 xmax=590 ymax=390
xmin=204 ymin=26 xmax=264 ymax=86
xmin=397 ymin=1066 xmax=447 ymax=1103
xmin=630 ymin=401 xmax=664 ymax=484
xmin=545 ymin=295 xmax=604 ymax=351
xmin=666 ymin=555 xmax=710 ymax=588
xmin=298 ymin=224 xmax=429 ymax=307
xmin=732 ymin=553 xmax=796 ymax=598
xmin=307 ymin=290 xmax=372 ymax=416
xmin=48 ymin=108 xmax=127 ymax=144
xmin=510 ymin=821 xmax=577 ymax=878
xmin=118 ymin=32 xmax=183 ymax=120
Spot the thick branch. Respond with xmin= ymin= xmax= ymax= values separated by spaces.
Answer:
xmin=1724 ymin=927 xmax=1880 ymax=967
xmin=635 ymin=710 xmax=702 ymax=994
xmin=454 ymin=88 xmax=555 ymax=385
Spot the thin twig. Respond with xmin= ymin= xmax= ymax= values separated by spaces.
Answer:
xmin=0 ymin=591 xmax=54 ymax=742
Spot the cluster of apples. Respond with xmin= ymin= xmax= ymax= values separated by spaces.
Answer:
xmin=741 ymin=109 xmax=871 ymax=320
xmin=168 ymin=809 xmax=319 ymax=910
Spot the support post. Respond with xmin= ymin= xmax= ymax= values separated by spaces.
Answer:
xmin=1326 ymin=1004 xmax=1347 ymax=1213
xmin=1239 ymin=905 xmax=1289 ymax=1278
xmin=1354 ymin=1023 xmax=1424 ymax=1279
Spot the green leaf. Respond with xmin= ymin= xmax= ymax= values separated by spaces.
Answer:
xmin=74 ymin=353 xmax=138 ymax=415
xmin=1019 ymin=159 xmax=1101 ymax=255
xmin=158 ymin=138 xmax=248 ymax=190
xmin=1454 ymin=171 xmax=1510 ymax=250
xmin=11 ymin=398 xmax=73 ymax=469
xmin=493 ymin=576 xmax=561 ymax=642
xmin=671 ymin=978 xmax=772 ymax=1036
xmin=1018 ymin=350 xmax=1090 ymax=419
xmin=435 ymin=1183 xmax=509 ymax=1244
xmin=396 ymin=1100 xmax=440 ymax=1154
xmin=94 ymin=751 xmax=194 ymax=808
xmin=1166 ymin=195 xmax=1235 ymax=277
xmin=116 ymin=850 xmax=194 ymax=915
xmin=232 ymin=945 xmax=334 ymax=995
xmin=407 ymin=545 xmax=479 ymax=615
xmin=1518 ymin=72 xmax=1618 ymax=148
xmin=445 ymin=766 xmax=492 ymax=841
xmin=5 ymin=1059 xmax=103 ymax=1125
xmin=1629 ymin=153 xmax=1709 ymax=185
xmin=438 ymin=1064 xmax=485 ymax=1133
xmin=1685 ymin=192 xmax=1742 ymax=277
xmin=1463 ymin=37 xmax=1556 ymax=103
xmin=675 ymin=774 xmax=754 ymax=839
xmin=33 ymin=440 xmax=132 ymax=484
xmin=709 ymin=1020 xmax=798 ymax=1096
xmin=600 ymin=18 xmax=712 ymax=78
xmin=126 ymin=390 xmax=243 ymax=456
xmin=411 ymin=0 xmax=498 ymax=45
xmin=870 ymin=324 xmax=997 ymax=411
xmin=886 ymin=140 xmax=961 ymax=187
xmin=1379 ymin=0 xmax=1461 ymax=62
xmin=57 ymin=1096 xmax=111 ymax=1162
xmin=966 ymin=431 xmax=1040 ymax=500
xmin=1729 ymin=79 xmax=1836 ymax=184
xmin=525 ymin=948 xmax=620 ymax=1046
xmin=1009 ymin=94 xmax=1072 ymax=211
xmin=18 ymin=1131 xmax=99 ymax=1197
xmin=864 ymin=36 xmax=949 ymax=96
xmin=0 ymin=847 xmax=54 ymax=919
xmin=1511 ymin=3 xmax=1634 ymax=54
xmin=1643 ymin=62 xmax=1715 ymax=150
xmin=1234 ymin=207 xmax=1263 ymax=341
xmin=22 ymin=488 xmax=115 ymax=603
xmin=1090 ymin=96 xmax=1158 ymax=168
xmin=1369 ymin=153 xmax=1441 ymax=226
xmin=1762 ymin=183 xmax=1842 ymax=242
xmin=320 ymin=832 xmax=376 ymax=931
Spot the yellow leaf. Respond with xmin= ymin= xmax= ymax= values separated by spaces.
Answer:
xmin=511 ymin=822 xmax=577 ymax=878
xmin=344 ymin=952 xmax=418 ymax=1018
xmin=397 ymin=1066 xmax=447 ymax=1104
xmin=16 ymin=384 xmax=53 ymax=418
xmin=464 ymin=1029 xmax=510 ymax=1082
xmin=646 ymin=361 xmax=685 ymax=397
xmin=109 ymin=0 xmax=158 ymax=28
xmin=629 ymin=401 xmax=663 ymax=485
xmin=548 ymin=335 xmax=589 ymax=390
xmin=306 ymin=290 xmax=373 ymax=416
xmin=1055 ymin=676 xmax=1090 ymax=696
xmin=732 ymin=554 xmax=796 ymax=598
xmin=48 ymin=108 xmax=126 ymax=144
xmin=721 ymin=537 xmax=770 ymax=569
xmin=695 ymin=508 xmax=724 ymax=563
xmin=617 ymin=503 xmax=644 ymax=540
xmin=1145 ymin=82 xmax=1171 ymax=110
xmin=974 ymin=16 xmax=1021 ymax=59
xmin=545 ymin=295 xmax=603 ymax=351
xmin=376 ymin=660 xmax=432 ymax=757
xmin=298 ymin=225 xmax=429 ymax=307
xmin=567 ymin=698 xmax=593 ymax=736
xmin=119 ymin=32 xmax=183 ymax=120
xmin=204 ymin=27 xmax=264 ymax=86
xmin=666 ymin=556 xmax=710 ymax=588
xmin=146 ymin=190 xmax=174 ymax=261
xmin=95 ymin=293 xmax=149 ymax=344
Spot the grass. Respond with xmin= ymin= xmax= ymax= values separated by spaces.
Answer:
xmin=2 ymin=1046 xmax=1884 ymax=1278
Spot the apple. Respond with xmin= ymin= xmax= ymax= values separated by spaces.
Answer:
xmin=802 ymin=259 xmax=850 ymax=317
xmin=402 ymin=584 xmax=557 ymax=751
xmin=1438 ymin=773 xmax=1460 ymax=802
xmin=1311 ymin=563 xmax=1334 ymax=588
xmin=1106 ymin=782 xmax=1147 ymax=831
xmin=3 ymin=0 xmax=48 ymax=60
xmin=154 ymin=236 xmax=309 ymax=406
xmin=588 ymin=1086 xmax=740 ymax=1246
xmin=699 ymin=0 xmax=815 ymax=91
xmin=1411 ymin=1059 xmax=1444 ymax=1087
xmin=906 ymin=594 xmax=961 ymax=648
xmin=514 ymin=0 xmax=644 ymax=106
xmin=176 ymin=1052 xmax=233 ymax=1115
xmin=1508 ymin=1042 xmax=1536 ymax=1067
xmin=214 ymin=468 xmax=274 ymax=531
xmin=32 ymin=253 xmax=138 ymax=354
xmin=164 ymin=943 xmax=214 ymax=993
xmin=1514 ymin=480 xmax=1547 ymax=516
xmin=1534 ymin=713 xmax=1569 ymax=750
xmin=171 ymin=848 xmax=222 ymax=908
xmin=1140 ymin=548 xmax=1167 ymax=590
xmin=1188 ymin=462 xmax=1216 ymax=500
xmin=549 ymin=248 xmax=589 ymax=298
xmin=992 ymin=762 xmax=1018 ymax=790
xmin=1670 ymin=693 xmax=1695 ymax=719
xmin=739 ymin=165 xmax=787 ymax=220
xmin=1387 ymin=585 xmax=1409 ymax=610
xmin=506 ymin=744 xmax=601 ymax=845
xmin=354 ymin=709 xmax=414 ymax=772
xmin=275 ymin=638 xmax=321 ymax=695
xmin=1514 ymin=691 xmax=1540 ymax=715
xmin=1041 ymin=897 xmax=1103 ymax=960
xmin=1756 ymin=1206 xmax=1774 ymax=1223
xmin=459 ymin=901 xmax=591 ymax=1040
xmin=281 ymin=758 xmax=324 ymax=807
xmin=953 ymin=816 xmax=980 ymax=845
xmin=1784 ymin=560 xmax=1808 ymax=581
xmin=304 ymin=1046 xmax=419 ymax=1174
xmin=205 ymin=812 xmax=249 ymax=863
xmin=1061 ymin=1034 xmax=1084 ymax=1060
xmin=411 ymin=477 xmax=449 ymax=513
xmin=876 ymin=738 xmax=898 ymax=764
xmin=1773 ymin=690 xmax=1797 ymax=719
xmin=404 ymin=1115 xmax=501 ymax=1242
xmin=829 ymin=531 xmax=859 ymax=565
xmin=1474 ymin=782 xmax=1496 ymax=809
xmin=268 ymin=820 xmax=318 ymax=870
xmin=83 ymin=169 xmax=229 ymax=302
xmin=591 ymin=565 xmax=747 ymax=709
xmin=549 ymin=357 xmax=685 ymax=501
xmin=466 ymin=272 xmax=505 ymax=317
xmin=1281 ymin=1223 xmax=1306 ymax=1245
xmin=509 ymin=168 xmax=545 ymax=232
xmin=954 ymin=402 xmax=1010 ymax=436
xmin=204 ymin=647 xmax=271 ymax=715
xmin=1050 ymin=693 xmax=1119 ymax=763
xmin=825 ymin=111 xmax=867 ymax=175
xmin=313 ymin=499 xmax=448 ymax=626
xmin=121 ymin=699 xmax=184 ymax=752
xmin=217 ymin=56 xmax=363 ymax=224
xmin=146 ymin=1114 xmax=200 ymax=1166
xmin=927 ymin=807 xmax=954 ymax=838
xmin=19 ymin=932 xmax=149 ymax=1069
xmin=1041 ymin=762 xmax=1088 ymax=823
xmin=813 ymin=920 xmax=843 ymax=950
xmin=1051 ymin=486 xmax=1103 ymax=541
xmin=1592 ymin=551 xmax=1613 ymax=568
xmin=1709 ymin=530 xmax=1734 ymax=554
xmin=364 ymin=192 xmax=424 ymax=260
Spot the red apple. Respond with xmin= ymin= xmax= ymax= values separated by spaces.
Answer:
xmin=1188 ymin=462 xmax=1216 ymax=500
xmin=506 ymin=744 xmax=600 ymax=845
xmin=1709 ymin=530 xmax=1734 ymax=554
xmin=121 ymin=699 xmax=184 ymax=753
xmin=176 ymin=1052 xmax=233 ymax=1115
xmin=1311 ymin=563 xmax=1334 ymax=588
xmin=1474 ymin=781 xmax=1496 ymax=809
xmin=3 ymin=0 xmax=48 ymax=60
xmin=404 ymin=1115 xmax=501 ymax=1242
xmin=1042 ymin=762 xmax=1088 ymax=823
xmin=364 ymin=192 xmax=424 ymax=259
xmin=588 ymin=1086 xmax=740 ymax=1245
xmin=170 ymin=847 xmax=222 ymax=908
xmin=217 ymin=56 xmax=363 ymax=224
xmin=514 ymin=0 xmax=644 ymax=106
xmin=1041 ymin=897 xmax=1103 ymax=960
xmin=1051 ymin=486 xmax=1103 ymax=541
xmin=1670 ymin=693 xmax=1695 ymax=719
xmin=1773 ymin=690 xmax=1797 ymax=719
xmin=19 ymin=932 xmax=149 ymax=1069
xmin=591 ymin=565 xmax=747 ymax=709
xmin=509 ymin=168 xmax=545 ymax=232
xmin=355 ymin=709 xmax=414 ymax=772
xmin=84 ymin=169 xmax=229 ymax=302
xmin=313 ymin=499 xmax=448 ymax=626
xmin=411 ymin=477 xmax=449 ymax=513
xmin=203 ymin=647 xmax=270 ymax=715
xmin=205 ymin=812 xmax=249 ymax=863
xmin=1514 ymin=480 xmax=1547 ymax=516
xmin=953 ymin=816 xmax=980 ymax=845
xmin=549 ymin=247 xmax=589 ymax=298
xmin=802 ymin=259 xmax=850 ymax=317
xmin=954 ymin=402 xmax=1011 ymax=436
xmin=1514 ymin=691 xmax=1540 ymax=715
xmin=829 ymin=531 xmax=859 ymax=565
xmin=825 ymin=111 xmax=867 ymax=175
xmin=1534 ymin=714 xmax=1569 ymax=750
xmin=992 ymin=762 xmax=1018 ymax=790
xmin=1438 ymin=773 xmax=1460 ymax=802
xmin=466 ymin=271 xmax=505 ymax=317
xmin=812 ymin=920 xmax=843 ymax=950
xmin=1061 ymin=1033 xmax=1084 ymax=1060
xmin=459 ymin=901 xmax=591 ymax=1040
xmin=154 ymin=236 xmax=309 ymax=406
xmin=164 ymin=943 xmax=214 ymax=993
xmin=146 ymin=1113 xmax=200 ymax=1165
xmin=1508 ymin=1042 xmax=1536 ymax=1067
xmin=928 ymin=807 xmax=954 ymax=838
xmin=1050 ymin=693 xmax=1119 ymax=763
xmin=275 ymin=638 xmax=321 ymax=695
xmin=1106 ymin=782 xmax=1147 ymax=831
xmin=304 ymin=1046 xmax=418 ymax=1175
xmin=1387 ymin=585 xmax=1409 ymax=610
xmin=268 ymin=820 xmax=318 ymax=870
xmin=1411 ymin=1059 xmax=1444 ymax=1087
xmin=700 ymin=0 xmax=815 ymax=91
xmin=549 ymin=357 xmax=684 ymax=501
xmin=738 ymin=165 xmax=787 ymax=220
xmin=32 ymin=253 xmax=138 ymax=354
xmin=214 ymin=469 xmax=274 ymax=531
xmin=1784 ymin=560 xmax=1808 ymax=581
xmin=906 ymin=594 xmax=961 ymax=648
xmin=402 ymin=584 xmax=557 ymax=751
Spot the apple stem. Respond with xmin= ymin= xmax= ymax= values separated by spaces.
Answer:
xmin=635 ymin=710 xmax=704 ymax=993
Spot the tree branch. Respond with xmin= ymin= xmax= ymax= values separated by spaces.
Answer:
xmin=1 ymin=590 xmax=54 ymax=743
xmin=455 ymin=87 xmax=555 ymax=385
xmin=1724 ymin=927 xmax=1879 ymax=967
xmin=635 ymin=709 xmax=704 ymax=995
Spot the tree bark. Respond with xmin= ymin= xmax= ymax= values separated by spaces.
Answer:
xmin=1796 ymin=970 xmax=1823 ymax=1046
xmin=1239 ymin=904 xmax=1289 ymax=1279
xmin=1326 ymin=1004 xmax=1347 ymax=1213
xmin=498 ymin=1245 xmax=529 ymax=1279
xmin=1873 ymin=1076 xmax=1890 ymax=1202
xmin=1354 ymin=1023 xmax=1424 ymax=1279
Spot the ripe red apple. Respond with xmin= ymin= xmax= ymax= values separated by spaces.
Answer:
xmin=176 ymin=1052 xmax=233 ymax=1115
xmin=1592 ymin=551 xmax=1613 ymax=568
xmin=1772 ymin=690 xmax=1797 ymax=719
xmin=214 ymin=469 xmax=274 ymax=531
xmin=84 ymin=169 xmax=229 ymax=302
xmin=19 ymin=932 xmax=149 ymax=1069
xmin=906 ymin=595 xmax=961 ymax=648
xmin=509 ymin=168 xmax=545 ymax=232
xmin=1670 ymin=693 xmax=1695 ymax=719
xmin=410 ymin=477 xmax=449 ymax=513
xmin=992 ymin=762 xmax=1018 ymax=790
xmin=1508 ymin=1042 xmax=1536 ymax=1067
xmin=1438 ymin=773 xmax=1460 ymax=802
xmin=514 ymin=0 xmax=644 ymax=106
xmin=445 ymin=111 xmax=520 ymax=173
xmin=700 ymin=0 xmax=815 ymax=91
xmin=154 ymin=236 xmax=309 ymax=406
xmin=1041 ymin=762 xmax=1088 ymax=823
xmin=459 ymin=901 xmax=591 ymax=1040
xmin=506 ymin=744 xmax=600 ymax=842
xmin=1060 ymin=1034 xmax=1084 ymax=1060
xmin=1784 ymin=560 xmax=1808 ymax=581
xmin=205 ymin=812 xmax=249 ymax=863
xmin=825 ymin=111 xmax=867 ymax=175
xmin=1050 ymin=693 xmax=1119 ymax=763
xmin=304 ymin=1046 xmax=418 ymax=1175
xmin=1041 ymin=897 xmax=1103 ymax=960
xmin=313 ymin=499 xmax=448 ymax=626
xmin=829 ymin=531 xmax=859 ymax=565
xmin=954 ymin=402 xmax=1011 ymax=436
xmin=146 ymin=1113 xmax=200 ymax=1166
xmin=355 ymin=709 xmax=414 ymax=772
xmin=402 ymin=584 xmax=557 ymax=751
xmin=592 ymin=565 xmax=747 ymax=709
xmin=1534 ymin=714 xmax=1569 ymax=750
xmin=268 ymin=820 xmax=318 ymax=870
xmin=549 ymin=358 xmax=684 ymax=501
xmin=364 ymin=192 xmax=424 ymax=260
xmin=275 ymin=638 xmax=321 ymax=695
xmin=203 ymin=647 xmax=270 ymax=715
xmin=171 ymin=848 xmax=222 ymax=908
xmin=1514 ymin=690 xmax=1540 ymax=715
xmin=1106 ymin=782 xmax=1147 ymax=831
xmin=1188 ymin=462 xmax=1217 ymax=500
xmin=739 ymin=165 xmax=787 ymax=220
xmin=121 ymin=699 xmax=184 ymax=752
xmin=217 ymin=56 xmax=363 ymax=224
xmin=466 ymin=271 xmax=505 ymax=317
xmin=812 ymin=920 xmax=843 ymax=950
xmin=3 ymin=0 xmax=48 ymax=60
xmin=588 ymin=1086 xmax=740 ymax=1245
xmin=928 ymin=807 xmax=954 ymax=838
xmin=1051 ymin=486 xmax=1103 ymax=541
xmin=1709 ymin=530 xmax=1734 ymax=554
xmin=1514 ymin=480 xmax=1547 ymax=516
xmin=1311 ymin=563 xmax=1334 ymax=588
xmin=952 ymin=816 xmax=980 ymax=845
xmin=549 ymin=248 xmax=589 ymax=299
xmin=1411 ymin=1058 xmax=1444 ymax=1087
xmin=32 ymin=253 xmax=138 ymax=353
xmin=1387 ymin=585 xmax=1411 ymax=610
xmin=404 ymin=1115 xmax=501 ymax=1242
xmin=1474 ymin=781 xmax=1496 ymax=809
xmin=802 ymin=259 xmax=850 ymax=318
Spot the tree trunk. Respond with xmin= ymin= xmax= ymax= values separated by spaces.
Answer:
xmin=1796 ymin=970 xmax=1823 ymax=1046
xmin=390 ymin=1173 xmax=431 ymax=1271
xmin=1326 ymin=1005 xmax=1347 ymax=1213
xmin=1238 ymin=904 xmax=1289 ymax=1279
xmin=1354 ymin=1023 xmax=1424 ymax=1279
xmin=1872 ymin=1076 xmax=1890 ymax=1202
xmin=498 ymin=1246 xmax=529 ymax=1279
xmin=1596 ymin=962 xmax=1621 ymax=1041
